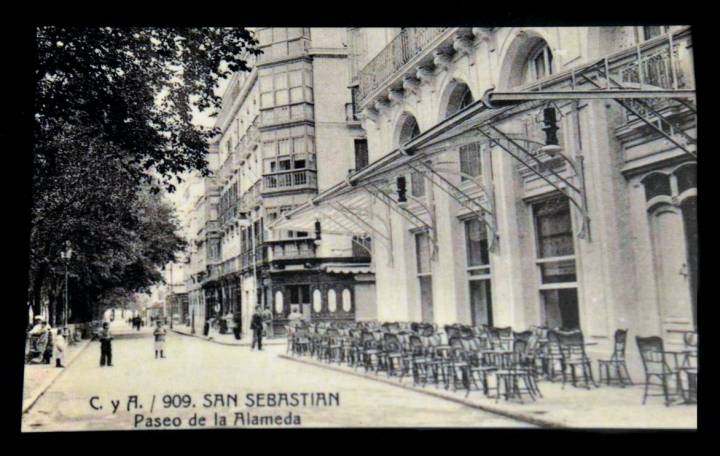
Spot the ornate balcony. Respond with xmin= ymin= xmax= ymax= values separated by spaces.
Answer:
xmin=262 ymin=169 xmax=317 ymax=195
xmin=266 ymin=238 xmax=317 ymax=262
xmin=356 ymin=27 xmax=456 ymax=108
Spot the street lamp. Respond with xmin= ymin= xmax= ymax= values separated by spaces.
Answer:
xmin=59 ymin=241 xmax=73 ymax=331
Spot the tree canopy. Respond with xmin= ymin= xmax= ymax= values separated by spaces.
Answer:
xmin=30 ymin=27 xmax=259 ymax=323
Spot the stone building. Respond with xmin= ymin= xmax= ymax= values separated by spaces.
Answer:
xmin=198 ymin=28 xmax=376 ymax=338
xmin=271 ymin=26 xmax=697 ymax=376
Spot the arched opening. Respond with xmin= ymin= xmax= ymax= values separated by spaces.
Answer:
xmin=396 ymin=113 xmax=421 ymax=147
xmin=443 ymin=81 xmax=474 ymax=119
xmin=498 ymin=32 xmax=556 ymax=89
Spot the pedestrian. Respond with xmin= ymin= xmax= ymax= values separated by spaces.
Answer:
xmin=54 ymin=328 xmax=66 ymax=368
xmin=99 ymin=322 xmax=113 ymax=367
xmin=153 ymin=320 xmax=167 ymax=359
xmin=250 ymin=306 xmax=264 ymax=351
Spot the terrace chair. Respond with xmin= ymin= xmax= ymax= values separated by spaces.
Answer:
xmin=636 ymin=336 xmax=683 ymax=406
xmin=543 ymin=330 xmax=566 ymax=382
xmin=323 ymin=328 xmax=344 ymax=364
xmin=361 ymin=330 xmax=383 ymax=373
xmin=446 ymin=336 xmax=473 ymax=393
xmin=557 ymin=330 xmax=597 ymax=389
xmin=444 ymin=324 xmax=462 ymax=341
xmin=291 ymin=328 xmax=310 ymax=356
xmin=598 ymin=329 xmax=633 ymax=387
xmin=382 ymin=333 xmax=408 ymax=379
xmin=681 ymin=331 xmax=698 ymax=403
xmin=409 ymin=334 xmax=431 ymax=387
xmin=425 ymin=333 xmax=450 ymax=388
xmin=495 ymin=339 xmax=541 ymax=403
xmin=460 ymin=335 xmax=496 ymax=397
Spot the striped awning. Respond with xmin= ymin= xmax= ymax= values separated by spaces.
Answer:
xmin=322 ymin=263 xmax=373 ymax=275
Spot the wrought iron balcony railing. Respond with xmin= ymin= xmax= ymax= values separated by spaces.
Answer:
xmin=262 ymin=169 xmax=317 ymax=194
xmin=356 ymin=27 xmax=449 ymax=107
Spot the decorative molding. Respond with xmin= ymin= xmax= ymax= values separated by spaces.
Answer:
xmin=374 ymin=98 xmax=390 ymax=115
xmin=433 ymin=49 xmax=452 ymax=71
xmin=416 ymin=66 xmax=435 ymax=86
xmin=472 ymin=27 xmax=493 ymax=43
xmin=453 ymin=35 xmax=475 ymax=65
xmin=402 ymin=74 xmax=422 ymax=102
xmin=388 ymin=88 xmax=405 ymax=105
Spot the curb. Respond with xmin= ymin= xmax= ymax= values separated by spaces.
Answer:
xmin=171 ymin=328 xmax=285 ymax=347
xmin=278 ymin=354 xmax=566 ymax=429
xmin=22 ymin=339 xmax=93 ymax=414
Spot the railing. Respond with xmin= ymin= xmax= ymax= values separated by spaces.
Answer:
xmin=266 ymin=238 xmax=317 ymax=261
xmin=617 ymin=31 xmax=693 ymax=121
xmin=356 ymin=27 xmax=448 ymax=106
xmin=262 ymin=169 xmax=317 ymax=194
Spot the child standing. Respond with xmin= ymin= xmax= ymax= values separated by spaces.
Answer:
xmin=154 ymin=321 xmax=167 ymax=359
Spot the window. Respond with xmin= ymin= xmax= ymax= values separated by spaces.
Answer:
xmin=445 ymin=83 xmax=474 ymax=118
xmin=459 ymin=142 xmax=482 ymax=182
xmin=328 ymin=289 xmax=337 ymax=312
xmin=342 ymin=289 xmax=352 ymax=312
xmin=312 ymin=289 xmax=322 ymax=313
xmin=642 ymin=26 xmax=669 ymax=41
xmin=354 ymin=139 xmax=369 ymax=171
xmin=398 ymin=115 xmax=420 ymax=146
xmin=465 ymin=218 xmax=492 ymax=326
xmin=410 ymin=170 xmax=425 ymax=197
xmin=415 ymin=231 xmax=434 ymax=323
xmin=527 ymin=42 xmax=554 ymax=82
xmin=258 ymin=64 xmax=312 ymax=110
xmin=533 ymin=197 xmax=579 ymax=330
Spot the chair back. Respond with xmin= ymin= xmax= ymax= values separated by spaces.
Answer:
xmin=383 ymin=333 xmax=402 ymax=353
xmin=556 ymin=329 xmax=588 ymax=362
xmin=444 ymin=325 xmax=461 ymax=340
xmin=546 ymin=329 xmax=563 ymax=357
xmin=419 ymin=324 xmax=435 ymax=337
xmin=611 ymin=329 xmax=629 ymax=361
xmin=409 ymin=334 xmax=425 ymax=355
xmin=514 ymin=330 xmax=532 ymax=343
xmin=636 ymin=335 xmax=671 ymax=375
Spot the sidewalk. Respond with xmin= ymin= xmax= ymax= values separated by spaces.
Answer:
xmin=171 ymin=324 xmax=285 ymax=347
xmin=279 ymin=354 xmax=697 ymax=429
xmin=22 ymin=338 xmax=92 ymax=413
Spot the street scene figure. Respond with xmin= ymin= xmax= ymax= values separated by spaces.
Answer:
xmin=53 ymin=329 xmax=65 ymax=368
xmin=250 ymin=306 xmax=263 ymax=351
xmin=26 ymin=317 xmax=53 ymax=364
xmin=154 ymin=321 xmax=167 ymax=359
xmin=99 ymin=322 xmax=113 ymax=367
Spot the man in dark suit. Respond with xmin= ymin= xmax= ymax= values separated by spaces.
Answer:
xmin=250 ymin=306 xmax=264 ymax=351
xmin=99 ymin=322 xmax=113 ymax=367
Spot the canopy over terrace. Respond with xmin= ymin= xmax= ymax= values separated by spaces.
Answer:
xmin=269 ymin=26 xmax=696 ymax=251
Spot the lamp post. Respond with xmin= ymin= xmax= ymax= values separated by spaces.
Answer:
xmin=59 ymin=241 xmax=73 ymax=331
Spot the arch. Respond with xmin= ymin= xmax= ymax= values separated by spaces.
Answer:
xmin=328 ymin=289 xmax=337 ymax=313
xmin=496 ymin=29 xmax=557 ymax=90
xmin=312 ymin=289 xmax=322 ymax=313
xmin=393 ymin=111 xmax=421 ymax=148
xmin=438 ymin=77 xmax=475 ymax=121
xmin=274 ymin=290 xmax=284 ymax=314
xmin=342 ymin=288 xmax=352 ymax=312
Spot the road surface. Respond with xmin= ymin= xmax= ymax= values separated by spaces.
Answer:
xmin=22 ymin=325 xmax=531 ymax=430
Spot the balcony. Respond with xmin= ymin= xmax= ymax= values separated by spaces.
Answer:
xmin=205 ymin=220 xmax=220 ymax=234
xmin=239 ymin=180 xmax=261 ymax=213
xmin=356 ymin=27 xmax=454 ymax=108
xmin=345 ymin=102 xmax=360 ymax=124
xmin=262 ymin=169 xmax=317 ymax=195
xmin=266 ymin=238 xmax=317 ymax=262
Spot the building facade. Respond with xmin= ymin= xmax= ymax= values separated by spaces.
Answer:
xmin=188 ymin=28 xmax=377 ymax=338
xmin=271 ymin=26 xmax=697 ymax=377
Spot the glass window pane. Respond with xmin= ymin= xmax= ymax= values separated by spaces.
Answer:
xmin=276 ymin=89 xmax=289 ymax=106
xmin=273 ymin=42 xmax=288 ymax=57
xmin=459 ymin=143 xmax=482 ymax=180
xmin=288 ymin=27 xmax=302 ymax=40
xmin=261 ymin=92 xmax=274 ymax=108
xmin=293 ymin=137 xmax=305 ymax=154
xmin=289 ymin=70 xmax=303 ymax=87
xmin=259 ymin=75 xmax=274 ymax=92
xmin=258 ymin=29 xmax=272 ymax=45
xmin=534 ymin=198 xmax=574 ymax=258
xmin=278 ymin=139 xmax=290 ymax=155
xmin=411 ymin=170 xmax=425 ymax=197
xmin=465 ymin=218 xmax=489 ymax=266
xmin=290 ymin=87 xmax=304 ymax=104
xmin=469 ymin=280 xmax=493 ymax=326
xmin=541 ymin=288 xmax=580 ymax=330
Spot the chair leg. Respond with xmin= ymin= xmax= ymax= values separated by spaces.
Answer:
xmin=642 ymin=375 xmax=650 ymax=405
xmin=623 ymin=363 xmax=634 ymax=386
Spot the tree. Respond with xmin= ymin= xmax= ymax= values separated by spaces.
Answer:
xmin=29 ymin=27 xmax=259 ymax=323
xmin=35 ymin=27 xmax=259 ymax=190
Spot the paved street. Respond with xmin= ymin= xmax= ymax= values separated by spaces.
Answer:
xmin=22 ymin=325 xmax=531 ymax=430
